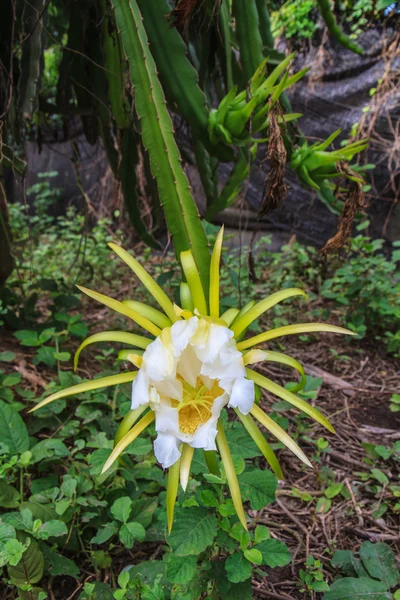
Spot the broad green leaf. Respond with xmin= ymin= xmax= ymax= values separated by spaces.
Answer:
xmin=91 ymin=522 xmax=119 ymax=545
xmin=167 ymin=507 xmax=217 ymax=556
xmin=36 ymin=520 xmax=68 ymax=540
xmin=200 ymin=490 xmax=219 ymax=508
xmin=3 ymin=373 xmax=22 ymax=387
xmin=3 ymin=509 xmax=33 ymax=531
xmin=125 ymin=438 xmax=152 ymax=456
xmin=131 ymin=498 xmax=158 ymax=529
xmin=238 ymin=469 xmax=277 ymax=510
xmin=254 ymin=525 xmax=270 ymax=544
xmin=256 ymin=539 xmax=291 ymax=568
xmin=371 ymin=469 xmax=390 ymax=486
xmin=225 ymin=423 xmax=262 ymax=458
xmin=127 ymin=560 xmax=167 ymax=587
xmin=0 ymin=538 xmax=30 ymax=567
xmin=30 ymin=439 xmax=69 ymax=464
xmin=225 ymin=552 xmax=252 ymax=583
xmin=8 ymin=536 xmax=44 ymax=586
xmin=77 ymin=582 xmax=115 ymax=600
xmin=111 ymin=497 xmax=132 ymax=524
xmin=0 ymin=480 xmax=20 ymax=508
xmin=0 ymin=401 xmax=29 ymax=454
xmin=360 ymin=542 xmax=400 ymax=589
xmin=119 ymin=522 xmax=146 ymax=549
xmin=166 ymin=554 xmax=197 ymax=584
xmin=324 ymin=577 xmax=391 ymax=600
xmin=142 ymin=582 xmax=165 ymax=600
xmin=19 ymin=502 xmax=57 ymax=524
xmin=244 ymin=548 xmax=263 ymax=565
xmin=39 ymin=543 xmax=79 ymax=578
xmin=316 ymin=496 xmax=332 ymax=513
xmin=325 ymin=483 xmax=343 ymax=499
xmin=0 ymin=522 xmax=16 ymax=542
xmin=0 ymin=351 xmax=16 ymax=362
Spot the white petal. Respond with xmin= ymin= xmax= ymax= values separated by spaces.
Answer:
xmin=193 ymin=323 xmax=233 ymax=364
xmin=154 ymin=378 xmax=183 ymax=402
xmin=228 ymin=377 xmax=255 ymax=415
xmin=177 ymin=345 xmax=201 ymax=388
xmin=153 ymin=433 xmax=181 ymax=469
xmin=154 ymin=403 xmax=180 ymax=434
xmin=143 ymin=337 xmax=176 ymax=382
xmin=171 ymin=316 xmax=198 ymax=356
xmin=190 ymin=395 xmax=227 ymax=450
xmin=131 ymin=369 xmax=149 ymax=409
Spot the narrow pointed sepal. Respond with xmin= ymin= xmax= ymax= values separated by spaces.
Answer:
xmin=216 ymin=421 xmax=248 ymax=530
xmin=180 ymin=444 xmax=194 ymax=491
xmin=101 ymin=411 xmax=155 ymax=474
xmin=246 ymin=368 xmax=334 ymax=433
xmin=250 ymin=404 xmax=312 ymax=468
xmin=235 ymin=410 xmax=283 ymax=480
xmin=108 ymin=242 xmax=178 ymax=323
xmin=167 ymin=455 xmax=181 ymax=534
xmin=29 ymin=372 xmax=137 ymax=413
xmin=238 ymin=323 xmax=356 ymax=351
xmin=209 ymin=226 xmax=224 ymax=319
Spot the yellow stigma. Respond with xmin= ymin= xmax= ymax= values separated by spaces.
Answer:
xmin=172 ymin=378 xmax=224 ymax=435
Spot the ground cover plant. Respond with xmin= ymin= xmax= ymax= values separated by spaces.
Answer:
xmin=1 ymin=1 xmax=399 ymax=598
xmin=1 ymin=205 xmax=400 ymax=598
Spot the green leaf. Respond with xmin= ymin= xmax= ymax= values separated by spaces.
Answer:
xmin=359 ymin=542 xmax=400 ymax=589
xmin=331 ymin=550 xmax=369 ymax=578
xmin=3 ymin=373 xmax=22 ymax=387
xmin=91 ymin=522 xmax=119 ymax=545
xmin=166 ymin=554 xmax=197 ymax=584
xmin=200 ymin=490 xmax=219 ymax=508
xmin=0 ymin=351 xmax=16 ymax=362
xmin=111 ymin=497 xmax=132 ymax=524
xmin=225 ymin=423 xmax=263 ymax=459
xmin=0 ymin=401 xmax=29 ymax=454
xmin=30 ymin=439 xmax=70 ymax=463
xmin=125 ymin=438 xmax=152 ymax=456
xmin=244 ymin=548 xmax=263 ymax=565
xmin=225 ymin=552 xmax=252 ymax=583
xmin=324 ymin=577 xmax=392 ymax=600
xmin=167 ymin=507 xmax=218 ymax=556
xmin=254 ymin=525 xmax=270 ymax=544
xmin=316 ymin=496 xmax=332 ymax=513
xmin=256 ymin=539 xmax=291 ymax=568
xmin=0 ymin=522 xmax=16 ymax=542
xmin=36 ymin=520 xmax=68 ymax=540
xmin=0 ymin=538 xmax=30 ymax=567
xmin=371 ymin=469 xmax=390 ymax=486
xmin=142 ymin=582 xmax=165 ymax=600
xmin=376 ymin=0 xmax=395 ymax=9
xmin=131 ymin=498 xmax=158 ymax=529
xmin=119 ymin=522 xmax=146 ymax=549
xmin=14 ymin=330 xmax=40 ymax=347
xmin=3 ymin=509 xmax=33 ymax=531
xmin=126 ymin=560 xmax=167 ymax=587
xmin=325 ymin=483 xmax=343 ymax=499
xmin=8 ymin=536 xmax=44 ymax=586
xmin=238 ymin=469 xmax=277 ymax=509
xmin=78 ymin=582 xmax=115 ymax=600
xmin=39 ymin=543 xmax=80 ymax=578
xmin=0 ymin=480 xmax=20 ymax=508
